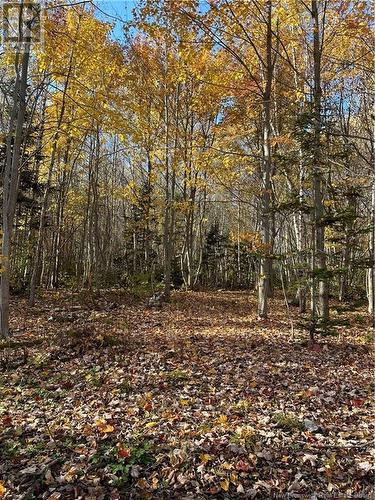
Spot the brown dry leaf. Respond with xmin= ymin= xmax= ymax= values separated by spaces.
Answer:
xmin=64 ymin=466 xmax=79 ymax=482
xmin=95 ymin=419 xmax=114 ymax=433
xmin=1 ymin=290 xmax=374 ymax=499
xmin=143 ymin=402 xmax=152 ymax=412
xmin=47 ymin=493 xmax=62 ymax=500
xmin=118 ymin=446 xmax=131 ymax=458
xmin=136 ymin=478 xmax=150 ymax=489
xmin=235 ymin=460 xmax=251 ymax=472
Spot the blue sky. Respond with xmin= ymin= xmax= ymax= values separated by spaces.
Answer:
xmin=93 ymin=1 xmax=374 ymax=43
xmin=93 ymin=1 xmax=136 ymax=41
xmin=93 ymin=0 xmax=210 ymax=41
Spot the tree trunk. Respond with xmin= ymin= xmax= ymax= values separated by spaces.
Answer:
xmin=368 ymin=182 xmax=375 ymax=323
xmin=258 ymin=0 xmax=273 ymax=319
xmin=163 ymin=82 xmax=179 ymax=301
xmin=29 ymin=42 xmax=75 ymax=304
xmin=311 ymin=0 xmax=329 ymax=331
xmin=1 ymin=30 xmax=30 ymax=336
xmin=163 ymin=92 xmax=172 ymax=300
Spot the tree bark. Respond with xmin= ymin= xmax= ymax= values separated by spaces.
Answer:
xmin=368 ymin=182 xmax=375 ymax=323
xmin=1 ymin=15 xmax=30 ymax=336
xmin=258 ymin=0 xmax=273 ymax=319
xmin=310 ymin=0 xmax=329 ymax=331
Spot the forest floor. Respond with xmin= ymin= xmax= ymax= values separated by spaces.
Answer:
xmin=0 ymin=290 xmax=374 ymax=499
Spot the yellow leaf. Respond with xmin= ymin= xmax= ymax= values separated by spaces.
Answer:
xmin=0 ymin=482 xmax=6 ymax=497
xmin=102 ymin=424 xmax=115 ymax=433
xmin=220 ymin=479 xmax=230 ymax=492
xmin=249 ymin=380 xmax=257 ymax=388
xmin=95 ymin=419 xmax=115 ymax=433
xmin=217 ymin=415 xmax=228 ymax=424
xmin=221 ymin=461 xmax=233 ymax=470
xmin=200 ymin=453 xmax=214 ymax=464
xmin=145 ymin=421 xmax=157 ymax=428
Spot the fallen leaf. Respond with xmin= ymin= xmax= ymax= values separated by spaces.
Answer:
xmin=220 ymin=479 xmax=230 ymax=492
xmin=95 ymin=418 xmax=115 ymax=433
xmin=237 ymin=483 xmax=245 ymax=493
xmin=118 ymin=446 xmax=131 ymax=458
xmin=352 ymin=399 xmax=364 ymax=407
xmin=0 ymin=483 xmax=6 ymax=497
xmin=217 ymin=415 xmax=228 ymax=424
xmin=20 ymin=466 xmax=37 ymax=475
xmin=200 ymin=453 xmax=214 ymax=464
xmin=136 ymin=478 xmax=149 ymax=489
xmin=303 ymin=419 xmax=319 ymax=432
xmin=145 ymin=421 xmax=157 ymax=428
xmin=235 ymin=460 xmax=251 ymax=472
xmin=2 ymin=415 xmax=12 ymax=427
xmin=64 ymin=466 xmax=78 ymax=482
xmin=221 ymin=461 xmax=233 ymax=470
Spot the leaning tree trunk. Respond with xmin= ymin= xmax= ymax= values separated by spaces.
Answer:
xmin=1 ymin=36 xmax=30 ymax=337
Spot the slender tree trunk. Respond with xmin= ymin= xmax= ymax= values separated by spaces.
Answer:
xmin=163 ymin=83 xmax=179 ymax=300
xmin=368 ymin=104 xmax=375 ymax=324
xmin=29 ymin=40 xmax=76 ymax=304
xmin=368 ymin=183 xmax=375 ymax=323
xmin=1 ymin=28 xmax=30 ymax=336
xmin=291 ymin=45 xmax=307 ymax=313
xmin=51 ymin=141 xmax=71 ymax=288
xmin=339 ymin=190 xmax=356 ymax=302
xmin=297 ymin=165 xmax=306 ymax=312
xmin=311 ymin=0 xmax=329 ymax=330
xmin=258 ymin=0 xmax=273 ymax=319
xmin=237 ymin=200 xmax=241 ymax=286
xmin=163 ymin=92 xmax=172 ymax=300
xmin=144 ymin=153 xmax=153 ymax=273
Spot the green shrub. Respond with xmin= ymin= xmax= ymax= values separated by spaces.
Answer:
xmin=91 ymin=440 xmax=153 ymax=488
xmin=273 ymin=412 xmax=302 ymax=431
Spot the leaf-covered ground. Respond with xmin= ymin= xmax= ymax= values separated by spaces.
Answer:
xmin=0 ymin=290 xmax=374 ymax=499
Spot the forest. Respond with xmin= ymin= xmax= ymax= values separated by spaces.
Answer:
xmin=0 ymin=0 xmax=374 ymax=498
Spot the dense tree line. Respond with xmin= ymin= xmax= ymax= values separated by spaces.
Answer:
xmin=0 ymin=0 xmax=374 ymax=338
